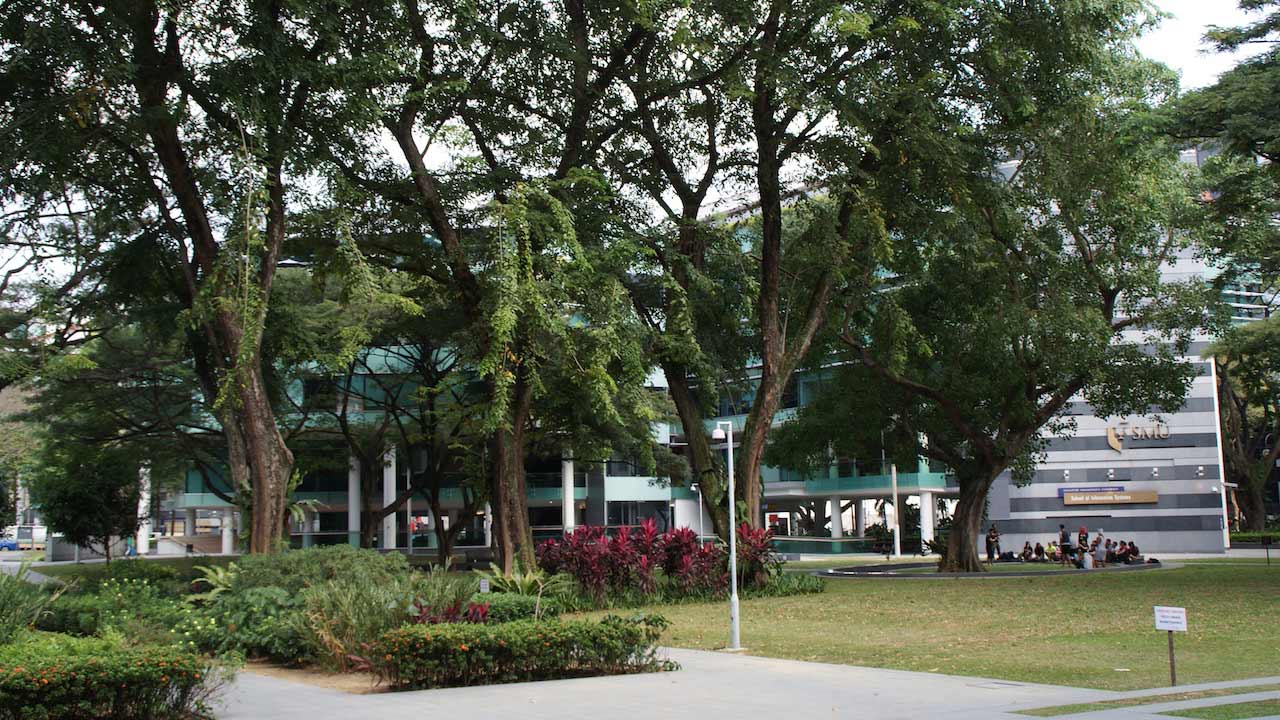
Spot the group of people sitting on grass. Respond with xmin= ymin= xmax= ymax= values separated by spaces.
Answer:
xmin=986 ymin=524 xmax=1144 ymax=568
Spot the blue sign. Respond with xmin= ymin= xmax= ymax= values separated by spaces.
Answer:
xmin=1057 ymin=485 xmax=1124 ymax=498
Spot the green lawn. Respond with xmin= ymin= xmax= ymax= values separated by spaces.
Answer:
xmin=1166 ymin=699 xmax=1280 ymax=719
xmin=580 ymin=563 xmax=1280 ymax=691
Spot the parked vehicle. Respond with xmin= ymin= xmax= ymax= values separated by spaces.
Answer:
xmin=11 ymin=525 xmax=47 ymax=551
xmin=0 ymin=533 xmax=17 ymax=551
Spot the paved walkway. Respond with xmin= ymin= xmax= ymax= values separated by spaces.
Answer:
xmin=219 ymin=650 xmax=1280 ymax=720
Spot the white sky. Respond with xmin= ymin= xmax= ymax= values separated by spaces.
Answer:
xmin=1140 ymin=1 xmax=1266 ymax=90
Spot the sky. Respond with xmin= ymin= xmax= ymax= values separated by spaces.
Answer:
xmin=1139 ymin=1 xmax=1265 ymax=90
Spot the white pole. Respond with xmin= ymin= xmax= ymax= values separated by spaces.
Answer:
xmin=695 ymin=485 xmax=704 ymax=542
xmin=407 ymin=492 xmax=413 ymax=555
xmin=722 ymin=422 xmax=741 ymax=651
xmin=347 ymin=456 xmax=362 ymax=547
xmin=1208 ymin=357 xmax=1232 ymax=550
xmin=381 ymin=448 xmax=397 ymax=550
xmin=561 ymin=455 xmax=576 ymax=533
xmin=891 ymin=464 xmax=901 ymax=557
xmin=136 ymin=464 xmax=152 ymax=555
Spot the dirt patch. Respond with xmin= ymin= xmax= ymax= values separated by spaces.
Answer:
xmin=242 ymin=661 xmax=385 ymax=694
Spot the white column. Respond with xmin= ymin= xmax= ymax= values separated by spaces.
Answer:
xmin=854 ymin=500 xmax=866 ymax=537
xmin=381 ymin=448 xmax=397 ymax=550
xmin=891 ymin=464 xmax=901 ymax=557
xmin=1208 ymin=357 xmax=1231 ymax=550
xmin=919 ymin=491 xmax=935 ymax=549
xmin=220 ymin=512 xmax=234 ymax=554
xmin=483 ymin=503 xmax=493 ymax=548
xmin=184 ymin=509 xmax=198 ymax=536
xmin=829 ymin=497 xmax=844 ymax=539
xmin=135 ymin=465 xmax=152 ymax=555
xmin=561 ymin=456 xmax=575 ymax=532
xmin=301 ymin=509 xmax=314 ymax=548
xmin=347 ymin=455 xmax=361 ymax=547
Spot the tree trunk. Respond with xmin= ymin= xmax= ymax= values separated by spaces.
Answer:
xmin=940 ymin=474 xmax=995 ymax=573
xmin=434 ymin=518 xmax=456 ymax=567
xmin=491 ymin=427 xmax=533 ymax=573
xmin=665 ymin=365 xmax=729 ymax=541
xmin=1239 ymin=480 xmax=1267 ymax=532
xmin=238 ymin=364 xmax=295 ymax=554
xmin=738 ymin=371 xmax=783 ymax=529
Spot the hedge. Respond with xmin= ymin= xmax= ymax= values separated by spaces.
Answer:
xmin=0 ymin=634 xmax=219 ymax=720
xmin=372 ymin=614 xmax=673 ymax=689
xmin=479 ymin=592 xmax=561 ymax=623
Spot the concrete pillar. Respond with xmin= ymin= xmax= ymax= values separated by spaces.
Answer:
xmin=220 ymin=513 xmax=234 ymax=554
xmin=301 ymin=509 xmax=314 ymax=548
xmin=184 ymin=509 xmax=198 ymax=536
xmin=829 ymin=497 xmax=844 ymax=539
xmin=347 ymin=455 xmax=361 ymax=547
xmin=854 ymin=500 xmax=866 ymax=537
xmin=561 ymin=456 xmax=575 ymax=533
xmin=919 ymin=491 xmax=935 ymax=548
xmin=381 ymin=448 xmax=397 ymax=550
xmin=483 ymin=503 xmax=493 ymax=548
xmin=135 ymin=465 xmax=152 ymax=555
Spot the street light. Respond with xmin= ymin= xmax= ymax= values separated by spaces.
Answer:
xmin=711 ymin=421 xmax=740 ymax=651
xmin=690 ymin=482 xmax=704 ymax=541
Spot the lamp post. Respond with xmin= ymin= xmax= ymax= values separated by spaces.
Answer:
xmin=712 ymin=421 xmax=740 ymax=651
xmin=691 ymin=482 xmax=704 ymax=541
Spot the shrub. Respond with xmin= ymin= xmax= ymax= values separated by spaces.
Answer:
xmin=735 ymin=523 xmax=781 ymax=586
xmin=481 ymin=592 xmax=561 ymax=623
xmin=371 ymin=614 xmax=673 ymax=689
xmin=37 ymin=577 xmax=186 ymax=644
xmin=0 ymin=632 xmax=224 ymax=720
xmin=0 ymin=565 xmax=60 ymax=644
xmin=58 ymin=558 xmax=188 ymax=598
xmin=231 ymin=545 xmax=409 ymax=594
xmin=744 ymin=572 xmax=826 ymax=598
xmin=299 ymin=577 xmax=413 ymax=670
xmin=657 ymin=527 xmax=699 ymax=574
xmin=196 ymin=585 xmax=309 ymax=663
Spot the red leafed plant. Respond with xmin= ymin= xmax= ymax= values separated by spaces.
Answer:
xmin=409 ymin=599 xmax=490 ymax=625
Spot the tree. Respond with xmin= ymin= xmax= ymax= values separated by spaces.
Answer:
xmin=1210 ymin=318 xmax=1280 ymax=530
xmin=315 ymin=0 xmax=669 ymax=571
xmin=1172 ymin=1 xmax=1280 ymax=290
xmin=0 ymin=0 xmax=374 ymax=551
xmin=599 ymin=0 xmax=1169 ymax=540
xmin=771 ymin=75 xmax=1219 ymax=571
xmin=30 ymin=443 xmax=140 ymax=563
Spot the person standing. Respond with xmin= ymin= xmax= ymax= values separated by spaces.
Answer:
xmin=1058 ymin=524 xmax=1074 ymax=567
xmin=985 ymin=525 xmax=1001 ymax=563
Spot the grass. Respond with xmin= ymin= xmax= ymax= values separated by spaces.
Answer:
xmin=577 ymin=563 xmax=1280 ymax=691
xmin=1017 ymin=684 xmax=1280 ymax=716
xmin=1165 ymin=699 xmax=1280 ymax=719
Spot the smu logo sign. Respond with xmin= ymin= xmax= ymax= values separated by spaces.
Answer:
xmin=1106 ymin=421 xmax=1171 ymax=453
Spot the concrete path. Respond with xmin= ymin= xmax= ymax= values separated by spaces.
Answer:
xmin=0 ymin=559 xmax=56 ymax=585
xmin=218 ymin=650 xmax=1280 ymax=720
xmin=219 ymin=648 xmax=1111 ymax=720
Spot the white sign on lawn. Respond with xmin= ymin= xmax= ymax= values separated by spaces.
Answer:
xmin=1154 ymin=606 xmax=1187 ymax=632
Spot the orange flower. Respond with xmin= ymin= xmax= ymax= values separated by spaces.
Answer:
xmin=459 ymin=644 xmax=468 ymax=651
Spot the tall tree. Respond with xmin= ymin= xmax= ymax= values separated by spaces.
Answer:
xmin=772 ymin=73 xmax=1219 ymax=571
xmin=1210 ymin=318 xmax=1280 ymax=531
xmin=318 ymin=0 xmax=661 ymax=570
xmin=1173 ymin=1 xmax=1280 ymax=290
xmin=0 ymin=0 xmax=364 ymax=551
xmin=603 ymin=0 xmax=1165 ymax=537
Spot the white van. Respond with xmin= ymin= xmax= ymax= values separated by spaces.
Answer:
xmin=11 ymin=524 xmax=48 ymax=551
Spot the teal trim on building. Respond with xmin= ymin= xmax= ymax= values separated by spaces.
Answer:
xmin=801 ymin=471 xmax=948 ymax=495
